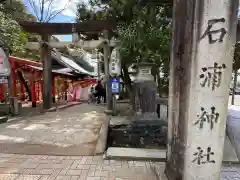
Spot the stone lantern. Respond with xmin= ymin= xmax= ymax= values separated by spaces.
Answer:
xmin=133 ymin=63 xmax=157 ymax=118
xmin=135 ymin=63 xmax=154 ymax=82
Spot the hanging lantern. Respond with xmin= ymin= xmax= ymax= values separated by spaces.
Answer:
xmin=109 ymin=47 xmax=121 ymax=76
xmin=0 ymin=47 xmax=11 ymax=77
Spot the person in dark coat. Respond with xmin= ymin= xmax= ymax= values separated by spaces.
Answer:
xmin=95 ymin=80 xmax=105 ymax=104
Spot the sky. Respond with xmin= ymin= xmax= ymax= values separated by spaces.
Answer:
xmin=23 ymin=0 xmax=89 ymax=41
xmin=23 ymin=0 xmax=240 ymax=42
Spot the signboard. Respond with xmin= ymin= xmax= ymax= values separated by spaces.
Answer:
xmin=0 ymin=76 xmax=8 ymax=84
xmin=111 ymin=77 xmax=120 ymax=94
xmin=109 ymin=48 xmax=121 ymax=75
xmin=139 ymin=68 xmax=151 ymax=75
xmin=0 ymin=48 xmax=11 ymax=76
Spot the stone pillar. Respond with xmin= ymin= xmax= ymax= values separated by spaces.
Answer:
xmin=41 ymin=35 xmax=52 ymax=109
xmin=103 ymin=39 xmax=113 ymax=114
xmin=165 ymin=0 xmax=239 ymax=180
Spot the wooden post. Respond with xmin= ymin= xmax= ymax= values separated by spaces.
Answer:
xmin=40 ymin=80 xmax=43 ymax=101
xmin=36 ymin=81 xmax=39 ymax=102
xmin=41 ymin=35 xmax=52 ymax=109
xmin=31 ymin=70 xmax=37 ymax=107
xmin=165 ymin=0 xmax=239 ymax=180
xmin=0 ymin=85 xmax=4 ymax=102
xmin=10 ymin=58 xmax=17 ymax=97
xmin=52 ymin=74 xmax=56 ymax=103
xmin=20 ymin=80 xmax=25 ymax=101
xmin=64 ymin=78 xmax=68 ymax=101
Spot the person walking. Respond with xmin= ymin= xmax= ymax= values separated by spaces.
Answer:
xmin=95 ymin=80 xmax=104 ymax=104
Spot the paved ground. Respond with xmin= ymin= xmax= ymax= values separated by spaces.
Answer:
xmin=19 ymin=100 xmax=81 ymax=117
xmin=0 ymin=104 xmax=108 ymax=155
xmin=0 ymin=154 xmax=238 ymax=180
xmin=221 ymin=164 xmax=240 ymax=180
xmin=0 ymin=154 xmax=165 ymax=180
xmin=0 ymin=100 xmax=237 ymax=179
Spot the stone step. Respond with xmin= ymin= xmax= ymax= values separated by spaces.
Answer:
xmin=105 ymin=147 xmax=166 ymax=161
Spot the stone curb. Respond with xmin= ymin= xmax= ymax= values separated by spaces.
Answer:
xmin=7 ymin=102 xmax=82 ymax=122
xmin=95 ymin=116 xmax=110 ymax=154
xmin=104 ymin=147 xmax=166 ymax=161
xmin=47 ymin=102 xmax=82 ymax=112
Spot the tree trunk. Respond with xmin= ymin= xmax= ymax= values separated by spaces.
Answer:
xmin=17 ymin=70 xmax=31 ymax=101
xmin=155 ymin=67 xmax=161 ymax=97
xmin=122 ymin=63 xmax=133 ymax=102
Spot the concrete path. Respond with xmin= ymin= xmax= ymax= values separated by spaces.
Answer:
xmin=0 ymin=104 xmax=108 ymax=156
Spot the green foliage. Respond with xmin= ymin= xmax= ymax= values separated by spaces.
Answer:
xmin=0 ymin=3 xmax=27 ymax=56
xmin=117 ymin=6 xmax=171 ymax=66
xmin=0 ymin=0 xmax=41 ymax=60
xmin=76 ymin=0 xmax=172 ymax=96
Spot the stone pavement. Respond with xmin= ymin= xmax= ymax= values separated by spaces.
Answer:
xmin=0 ymin=104 xmax=108 ymax=156
xmin=0 ymin=154 xmax=165 ymax=180
xmin=0 ymin=154 xmax=239 ymax=180
xmin=222 ymin=164 xmax=240 ymax=180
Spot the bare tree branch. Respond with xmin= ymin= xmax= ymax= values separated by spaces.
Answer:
xmin=45 ymin=0 xmax=70 ymax=22
xmin=44 ymin=0 xmax=54 ymax=22
xmin=28 ymin=0 xmax=41 ymax=21
xmin=27 ymin=0 xmax=70 ymax=22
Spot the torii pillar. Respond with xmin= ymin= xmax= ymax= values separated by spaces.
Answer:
xmin=103 ymin=30 xmax=113 ymax=114
xmin=165 ymin=0 xmax=238 ymax=180
xmin=41 ymin=35 xmax=52 ymax=109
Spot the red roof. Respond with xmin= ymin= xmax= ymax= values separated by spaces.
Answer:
xmin=9 ymin=56 xmax=73 ymax=76
xmin=9 ymin=56 xmax=42 ymax=67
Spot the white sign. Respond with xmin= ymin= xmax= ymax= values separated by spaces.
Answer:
xmin=109 ymin=48 xmax=121 ymax=75
xmin=0 ymin=48 xmax=11 ymax=76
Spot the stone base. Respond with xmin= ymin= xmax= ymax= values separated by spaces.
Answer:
xmin=135 ymin=113 xmax=159 ymax=120
xmin=104 ymin=109 xmax=113 ymax=115
xmin=108 ymin=117 xmax=167 ymax=148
